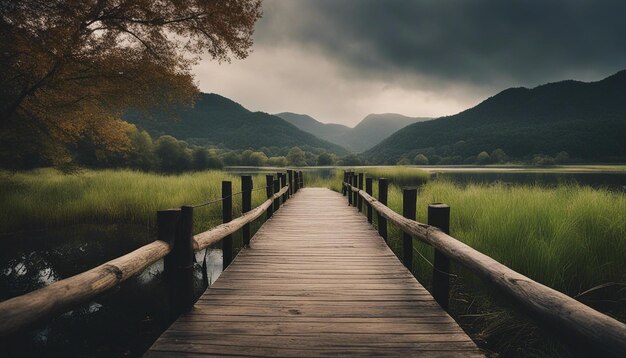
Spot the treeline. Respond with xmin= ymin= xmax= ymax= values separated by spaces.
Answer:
xmin=394 ymin=145 xmax=573 ymax=166
xmin=0 ymin=124 xmax=354 ymax=172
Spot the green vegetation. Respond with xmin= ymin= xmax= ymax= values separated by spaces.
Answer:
xmin=1 ymin=167 xmax=623 ymax=355
xmin=125 ymin=93 xmax=347 ymax=155
xmin=0 ymin=169 xmax=271 ymax=234
xmin=364 ymin=70 xmax=626 ymax=164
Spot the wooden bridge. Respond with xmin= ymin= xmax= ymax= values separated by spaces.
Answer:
xmin=147 ymin=188 xmax=481 ymax=357
xmin=0 ymin=170 xmax=624 ymax=357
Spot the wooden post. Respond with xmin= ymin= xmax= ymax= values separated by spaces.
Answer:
xmin=266 ymin=174 xmax=274 ymax=219
xmin=299 ymin=170 xmax=304 ymax=188
xmin=347 ymin=172 xmax=353 ymax=206
xmin=429 ymin=203 xmax=451 ymax=310
xmin=342 ymin=171 xmax=348 ymax=196
xmin=222 ymin=181 xmax=233 ymax=270
xmin=160 ymin=208 xmax=181 ymax=280
xmin=273 ymin=178 xmax=280 ymax=211
xmin=287 ymin=170 xmax=294 ymax=196
xmin=294 ymin=171 xmax=299 ymax=193
xmin=241 ymin=176 xmax=252 ymax=247
xmin=169 ymin=205 xmax=195 ymax=315
xmin=357 ymin=173 xmax=364 ymax=212
xmin=377 ymin=178 xmax=388 ymax=242
xmin=352 ymin=174 xmax=358 ymax=209
xmin=402 ymin=188 xmax=417 ymax=270
xmin=365 ymin=178 xmax=373 ymax=223
xmin=280 ymin=172 xmax=287 ymax=202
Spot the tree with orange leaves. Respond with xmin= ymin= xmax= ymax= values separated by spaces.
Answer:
xmin=0 ymin=0 xmax=262 ymax=166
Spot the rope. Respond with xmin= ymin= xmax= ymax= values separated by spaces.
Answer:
xmin=412 ymin=245 xmax=458 ymax=278
xmin=191 ymin=184 xmax=286 ymax=208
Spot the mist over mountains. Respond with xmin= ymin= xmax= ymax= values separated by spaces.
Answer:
xmin=276 ymin=112 xmax=429 ymax=152
xmin=362 ymin=70 xmax=626 ymax=164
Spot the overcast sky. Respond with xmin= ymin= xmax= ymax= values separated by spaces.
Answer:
xmin=193 ymin=0 xmax=625 ymax=126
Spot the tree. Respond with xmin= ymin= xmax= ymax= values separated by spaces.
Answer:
xmin=1 ymin=0 xmax=262 ymax=158
xmin=555 ymin=151 xmax=570 ymax=163
xmin=267 ymin=156 xmax=287 ymax=167
xmin=532 ymin=154 xmax=555 ymax=166
xmin=341 ymin=154 xmax=362 ymax=166
xmin=192 ymin=147 xmax=223 ymax=170
xmin=287 ymin=147 xmax=307 ymax=166
xmin=154 ymin=135 xmax=191 ymax=172
xmin=317 ymin=152 xmax=335 ymax=166
xmin=413 ymin=154 xmax=429 ymax=165
xmin=490 ymin=148 xmax=508 ymax=163
xmin=477 ymin=151 xmax=491 ymax=164
xmin=396 ymin=157 xmax=411 ymax=165
xmin=128 ymin=128 xmax=156 ymax=171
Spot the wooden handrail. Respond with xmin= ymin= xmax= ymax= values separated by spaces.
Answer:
xmin=0 ymin=240 xmax=171 ymax=336
xmin=345 ymin=181 xmax=626 ymax=355
xmin=193 ymin=185 xmax=289 ymax=251
xmin=0 ymin=184 xmax=290 ymax=336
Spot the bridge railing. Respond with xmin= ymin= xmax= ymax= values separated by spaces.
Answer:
xmin=343 ymin=171 xmax=625 ymax=356
xmin=0 ymin=170 xmax=305 ymax=337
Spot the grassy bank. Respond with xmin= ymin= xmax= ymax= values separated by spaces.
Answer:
xmin=0 ymin=168 xmax=272 ymax=234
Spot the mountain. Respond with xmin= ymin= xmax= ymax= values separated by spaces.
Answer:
xmin=125 ymin=93 xmax=348 ymax=154
xmin=363 ymin=70 xmax=626 ymax=163
xmin=276 ymin=112 xmax=429 ymax=152
xmin=274 ymin=112 xmax=351 ymax=146
xmin=342 ymin=114 xmax=430 ymax=152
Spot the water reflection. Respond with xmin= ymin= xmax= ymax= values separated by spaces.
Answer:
xmin=0 ymin=224 xmax=222 ymax=357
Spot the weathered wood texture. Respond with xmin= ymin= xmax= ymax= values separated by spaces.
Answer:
xmin=147 ymin=188 xmax=481 ymax=357
xmin=0 ymin=185 xmax=289 ymax=336
xmin=0 ymin=240 xmax=171 ymax=335
xmin=347 ymin=183 xmax=626 ymax=356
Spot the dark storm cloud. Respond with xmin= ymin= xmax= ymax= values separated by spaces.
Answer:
xmin=257 ymin=0 xmax=626 ymax=88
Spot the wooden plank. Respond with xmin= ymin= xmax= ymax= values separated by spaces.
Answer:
xmin=347 ymin=184 xmax=626 ymax=355
xmin=148 ymin=188 xmax=481 ymax=357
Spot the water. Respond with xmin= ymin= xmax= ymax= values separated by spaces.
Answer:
xmin=435 ymin=170 xmax=626 ymax=190
xmin=0 ymin=224 xmax=223 ymax=357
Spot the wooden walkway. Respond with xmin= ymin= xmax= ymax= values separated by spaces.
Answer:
xmin=147 ymin=188 xmax=481 ymax=357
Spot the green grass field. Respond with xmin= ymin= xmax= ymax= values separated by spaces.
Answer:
xmin=0 ymin=168 xmax=272 ymax=235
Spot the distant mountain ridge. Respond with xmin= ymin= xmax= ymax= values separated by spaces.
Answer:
xmin=125 ymin=93 xmax=348 ymax=154
xmin=276 ymin=112 xmax=430 ymax=152
xmin=363 ymin=70 xmax=626 ymax=163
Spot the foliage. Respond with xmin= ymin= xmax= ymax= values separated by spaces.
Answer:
xmin=477 ymin=151 xmax=491 ymax=164
xmin=363 ymin=70 xmax=626 ymax=163
xmin=396 ymin=157 xmax=411 ymax=165
xmin=286 ymin=147 xmax=307 ymax=166
xmin=124 ymin=93 xmax=348 ymax=155
xmin=532 ymin=154 xmax=556 ymax=166
xmin=317 ymin=152 xmax=335 ymax=166
xmin=340 ymin=154 xmax=362 ymax=166
xmin=1 ymin=0 xmax=262 ymax=161
xmin=0 ymin=169 xmax=273 ymax=235
xmin=414 ymin=154 xmax=429 ymax=165
xmin=555 ymin=151 xmax=570 ymax=163
xmin=154 ymin=136 xmax=191 ymax=173
xmin=266 ymin=156 xmax=287 ymax=167
xmin=490 ymin=148 xmax=508 ymax=163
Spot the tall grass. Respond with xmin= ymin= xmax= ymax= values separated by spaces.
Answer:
xmin=0 ymin=168 xmax=270 ymax=234
xmin=380 ymin=180 xmax=626 ymax=298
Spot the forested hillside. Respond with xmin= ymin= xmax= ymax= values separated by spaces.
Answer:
xmin=363 ymin=70 xmax=626 ymax=164
xmin=126 ymin=93 xmax=347 ymax=155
